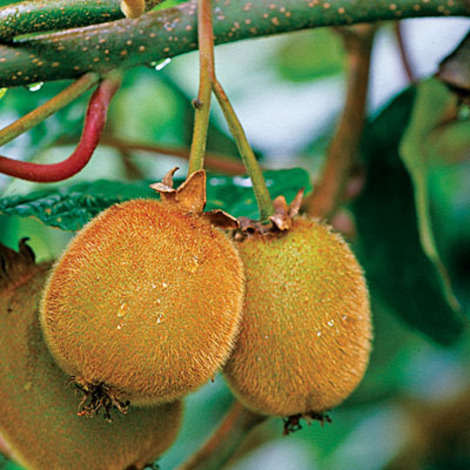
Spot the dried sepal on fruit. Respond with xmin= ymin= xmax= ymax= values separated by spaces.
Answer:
xmin=150 ymin=167 xmax=239 ymax=229
xmin=40 ymin=170 xmax=244 ymax=416
xmin=0 ymin=241 xmax=182 ymax=470
xmin=225 ymin=192 xmax=372 ymax=423
xmin=235 ymin=191 xmax=303 ymax=238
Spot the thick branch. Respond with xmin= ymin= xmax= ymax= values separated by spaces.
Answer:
xmin=0 ymin=0 xmax=122 ymax=42
xmin=0 ymin=0 xmax=468 ymax=87
xmin=176 ymin=401 xmax=266 ymax=470
xmin=0 ymin=0 xmax=166 ymax=40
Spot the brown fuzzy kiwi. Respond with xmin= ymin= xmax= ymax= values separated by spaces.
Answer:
xmin=40 ymin=173 xmax=244 ymax=410
xmin=224 ymin=216 xmax=372 ymax=419
xmin=0 ymin=241 xmax=182 ymax=470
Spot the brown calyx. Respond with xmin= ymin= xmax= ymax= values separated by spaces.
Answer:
xmin=283 ymin=411 xmax=332 ymax=436
xmin=234 ymin=188 xmax=304 ymax=241
xmin=73 ymin=378 xmax=130 ymax=422
xmin=150 ymin=168 xmax=239 ymax=229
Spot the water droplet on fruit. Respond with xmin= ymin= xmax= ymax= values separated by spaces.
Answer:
xmin=156 ymin=313 xmax=164 ymax=324
xmin=117 ymin=302 xmax=128 ymax=318
xmin=185 ymin=255 xmax=200 ymax=274
xmin=162 ymin=282 xmax=168 ymax=288
xmin=327 ymin=320 xmax=334 ymax=327
xmin=317 ymin=331 xmax=322 ymax=337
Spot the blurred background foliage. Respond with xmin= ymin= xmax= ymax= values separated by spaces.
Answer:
xmin=1 ymin=10 xmax=470 ymax=470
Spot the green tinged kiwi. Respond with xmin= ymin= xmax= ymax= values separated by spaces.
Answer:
xmin=40 ymin=176 xmax=244 ymax=408
xmin=0 ymin=241 xmax=182 ymax=470
xmin=224 ymin=217 xmax=372 ymax=418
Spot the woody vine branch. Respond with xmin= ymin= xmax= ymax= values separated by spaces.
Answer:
xmin=0 ymin=0 xmax=468 ymax=87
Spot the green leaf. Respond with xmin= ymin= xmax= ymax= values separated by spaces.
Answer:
xmin=0 ymin=168 xmax=311 ymax=231
xmin=426 ymin=116 xmax=470 ymax=165
xmin=351 ymin=86 xmax=465 ymax=345
xmin=399 ymin=79 xmax=462 ymax=312
xmin=275 ymin=28 xmax=345 ymax=82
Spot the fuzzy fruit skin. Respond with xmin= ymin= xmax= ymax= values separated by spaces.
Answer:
xmin=0 ymin=262 xmax=182 ymax=470
xmin=40 ymin=199 xmax=244 ymax=405
xmin=224 ymin=217 xmax=371 ymax=417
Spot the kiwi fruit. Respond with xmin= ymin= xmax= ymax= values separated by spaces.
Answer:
xmin=0 ymin=241 xmax=182 ymax=470
xmin=40 ymin=172 xmax=244 ymax=410
xmin=224 ymin=216 xmax=372 ymax=418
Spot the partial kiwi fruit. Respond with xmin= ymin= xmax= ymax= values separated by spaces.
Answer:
xmin=40 ymin=172 xmax=244 ymax=409
xmin=0 ymin=240 xmax=182 ymax=470
xmin=224 ymin=216 xmax=372 ymax=418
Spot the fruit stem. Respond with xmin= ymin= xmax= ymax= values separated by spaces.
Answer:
xmin=187 ymin=0 xmax=215 ymax=175
xmin=187 ymin=0 xmax=274 ymax=220
xmin=304 ymin=25 xmax=376 ymax=219
xmin=176 ymin=401 xmax=266 ymax=470
xmin=0 ymin=70 xmax=121 ymax=182
xmin=0 ymin=73 xmax=99 ymax=147
xmin=212 ymin=79 xmax=275 ymax=221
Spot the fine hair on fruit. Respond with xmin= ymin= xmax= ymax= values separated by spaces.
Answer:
xmin=224 ymin=216 xmax=372 ymax=418
xmin=0 ymin=241 xmax=183 ymax=470
xmin=40 ymin=187 xmax=244 ymax=410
